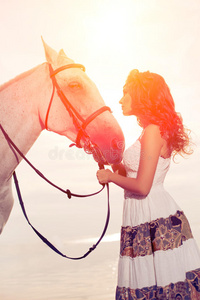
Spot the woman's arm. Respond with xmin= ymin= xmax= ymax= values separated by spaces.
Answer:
xmin=96 ymin=124 xmax=164 ymax=196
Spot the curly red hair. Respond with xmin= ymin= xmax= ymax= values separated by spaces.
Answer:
xmin=125 ymin=69 xmax=193 ymax=158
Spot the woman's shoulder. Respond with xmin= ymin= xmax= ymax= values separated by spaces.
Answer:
xmin=141 ymin=124 xmax=170 ymax=158
xmin=140 ymin=124 xmax=163 ymax=143
xmin=144 ymin=124 xmax=161 ymax=133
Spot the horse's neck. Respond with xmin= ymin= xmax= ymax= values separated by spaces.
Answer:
xmin=0 ymin=63 xmax=51 ymax=180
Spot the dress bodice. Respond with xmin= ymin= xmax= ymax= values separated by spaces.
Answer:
xmin=123 ymin=140 xmax=170 ymax=199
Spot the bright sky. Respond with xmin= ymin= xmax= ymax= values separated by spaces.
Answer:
xmin=1 ymin=0 xmax=200 ymax=145
xmin=1 ymin=2 xmax=200 ymax=293
xmin=0 ymin=0 xmax=199 ymax=184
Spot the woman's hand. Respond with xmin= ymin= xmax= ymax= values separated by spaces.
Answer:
xmin=96 ymin=169 xmax=113 ymax=184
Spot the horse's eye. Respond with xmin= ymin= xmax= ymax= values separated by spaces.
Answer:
xmin=68 ymin=82 xmax=82 ymax=90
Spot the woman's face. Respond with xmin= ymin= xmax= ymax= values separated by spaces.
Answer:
xmin=119 ymin=88 xmax=133 ymax=116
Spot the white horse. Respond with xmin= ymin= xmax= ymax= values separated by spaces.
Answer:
xmin=0 ymin=40 xmax=124 ymax=234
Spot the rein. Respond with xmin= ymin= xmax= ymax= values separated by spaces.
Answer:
xmin=0 ymin=124 xmax=105 ymax=199
xmin=0 ymin=124 xmax=109 ymax=260
xmin=0 ymin=62 xmax=113 ymax=260
xmin=13 ymin=173 xmax=109 ymax=260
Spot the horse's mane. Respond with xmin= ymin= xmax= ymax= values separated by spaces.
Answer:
xmin=0 ymin=63 xmax=45 ymax=92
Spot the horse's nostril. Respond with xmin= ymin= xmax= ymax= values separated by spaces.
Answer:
xmin=111 ymin=138 xmax=118 ymax=149
xmin=111 ymin=138 xmax=125 ymax=151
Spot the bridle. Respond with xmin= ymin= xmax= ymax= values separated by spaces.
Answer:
xmin=45 ymin=63 xmax=112 ymax=164
xmin=0 ymin=62 xmax=112 ymax=260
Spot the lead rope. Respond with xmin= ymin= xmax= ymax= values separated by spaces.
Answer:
xmin=0 ymin=124 xmax=110 ymax=259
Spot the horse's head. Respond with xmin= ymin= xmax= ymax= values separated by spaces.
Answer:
xmin=40 ymin=39 xmax=125 ymax=165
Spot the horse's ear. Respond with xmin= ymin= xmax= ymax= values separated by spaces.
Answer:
xmin=41 ymin=37 xmax=58 ymax=65
xmin=59 ymin=49 xmax=67 ymax=57
xmin=57 ymin=48 xmax=74 ymax=65
xmin=41 ymin=37 xmax=74 ymax=66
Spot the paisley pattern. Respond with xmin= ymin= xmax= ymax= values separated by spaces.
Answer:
xmin=116 ymin=270 xmax=200 ymax=300
xmin=120 ymin=211 xmax=193 ymax=258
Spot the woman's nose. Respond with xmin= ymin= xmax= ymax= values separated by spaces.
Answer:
xmin=119 ymin=97 xmax=123 ymax=104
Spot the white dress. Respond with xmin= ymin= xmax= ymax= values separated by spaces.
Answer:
xmin=116 ymin=139 xmax=200 ymax=299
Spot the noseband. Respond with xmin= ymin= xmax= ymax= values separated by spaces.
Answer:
xmin=45 ymin=63 xmax=111 ymax=156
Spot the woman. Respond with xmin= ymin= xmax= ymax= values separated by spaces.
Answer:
xmin=96 ymin=69 xmax=200 ymax=299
